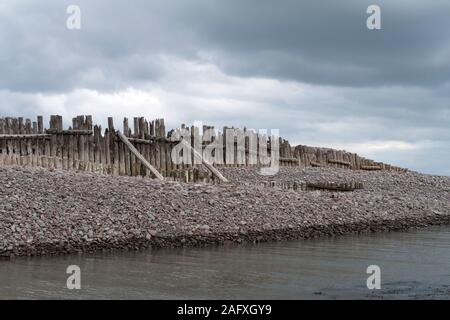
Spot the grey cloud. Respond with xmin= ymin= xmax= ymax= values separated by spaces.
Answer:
xmin=2 ymin=0 xmax=450 ymax=92
xmin=179 ymin=0 xmax=450 ymax=87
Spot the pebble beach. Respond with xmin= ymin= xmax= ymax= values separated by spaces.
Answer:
xmin=1 ymin=165 xmax=449 ymax=257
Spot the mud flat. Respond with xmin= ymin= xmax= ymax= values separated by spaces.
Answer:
xmin=0 ymin=166 xmax=449 ymax=257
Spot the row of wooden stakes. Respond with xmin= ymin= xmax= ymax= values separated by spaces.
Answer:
xmin=0 ymin=115 xmax=407 ymax=183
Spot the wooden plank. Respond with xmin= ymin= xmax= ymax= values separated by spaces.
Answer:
xmin=123 ymin=118 xmax=129 ymax=137
xmin=360 ymin=165 xmax=382 ymax=171
xmin=68 ymin=133 xmax=74 ymax=170
xmin=117 ymin=131 xmax=164 ymax=180
xmin=13 ymin=120 xmax=20 ymax=164
xmin=154 ymin=120 xmax=161 ymax=171
xmin=141 ymin=140 xmax=149 ymax=177
xmin=6 ymin=118 xmax=12 ymax=134
xmin=133 ymin=117 xmax=139 ymax=138
xmin=100 ymin=128 xmax=107 ymax=173
xmin=79 ymin=134 xmax=85 ymax=169
xmin=166 ymin=142 xmax=173 ymax=177
xmin=18 ymin=117 xmax=27 ymax=156
xmin=73 ymin=118 xmax=79 ymax=166
xmin=45 ymin=129 xmax=93 ymax=135
xmin=85 ymin=115 xmax=93 ymax=131
xmin=139 ymin=117 xmax=145 ymax=139
xmin=160 ymin=141 xmax=166 ymax=176
xmin=122 ymin=144 xmax=134 ymax=176
xmin=125 ymin=137 xmax=154 ymax=144
xmin=0 ymin=128 xmax=5 ymax=164
xmin=149 ymin=137 xmax=155 ymax=168
xmin=107 ymin=118 xmax=114 ymax=173
xmin=57 ymin=117 xmax=64 ymax=169
xmin=130 ymin=147 xmax=136 ymax=176
xmin=328 ymin=159 xmax=351 ymax=166
xmin=33 ymin=136 xmax=40 ymax=167
xmin=118 ymin=139 xmax=125 ymax=175
xmin=0 ymin=118 xmax=4 ymax=134
xmin=94 ymin=125 xmax=101 ymax=164
xmin=101 ymin=129 xmax=110 ymax=174
xmin=0 ymin=134 xmax=51 ymax=138
xmin=88 ymin=132 xmax=94 ymax=171
xmin=61 ymin=132 xmax=68 ymax=170
xmin=112 ymin=134 xmax=120 ymax=175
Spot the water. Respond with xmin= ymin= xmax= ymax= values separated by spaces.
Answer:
xmin=0 ymin=226 xmax=449 ymax=299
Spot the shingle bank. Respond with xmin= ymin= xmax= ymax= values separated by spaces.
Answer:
xmin=1 ymin=166 xmax=449 ymax=257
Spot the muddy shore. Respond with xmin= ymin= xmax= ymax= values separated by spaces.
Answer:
xmin=1 ymin=165 xmax=449 ymax=257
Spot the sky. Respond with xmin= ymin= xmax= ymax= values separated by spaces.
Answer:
xmin=0 ymin=0 xmax=449 ymax=175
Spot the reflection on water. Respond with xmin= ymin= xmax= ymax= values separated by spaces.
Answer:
xmin=0 ymin=226 xmax=449 ymax=299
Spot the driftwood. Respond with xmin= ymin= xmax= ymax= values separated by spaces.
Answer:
xmin=361 ymin=165 xmax=382 ymax=171
xmin=310 ymin=161 xmax=323 ymax=167
xmin=328 ymin=159 xmax=351 ymax=166
xmin=259 ymin=180 xmax=364 ymax=192
xmin=306 ymin=181 xmax=363 ymax=192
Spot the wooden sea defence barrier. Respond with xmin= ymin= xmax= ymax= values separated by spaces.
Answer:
xmin=293 ymin=145 xmax=406 ymax=172
xmin=0 ymin=115 xmax=407 ymax=183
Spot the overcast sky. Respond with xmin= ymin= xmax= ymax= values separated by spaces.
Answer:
xmin=0 ymin=0 xmax=449 ymax=175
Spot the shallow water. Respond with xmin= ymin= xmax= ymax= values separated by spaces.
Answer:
xmin=0 ymin=226 xmax=449 ymax=299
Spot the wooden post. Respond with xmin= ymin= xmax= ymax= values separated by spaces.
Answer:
xmin=37 ymin=116 xmax=43 ymax=134
xmin=105 ymin=129 xmax=111 ymax=173
xmin=85 ymin=115 xmax=93 ymax=131
xmin=155 ymin=120 xmax=161 ymax=171
xmin=123 ymin=117 xmax=129 ymax=137
xmin=94 ymin=125 xmax=101 ymax=164
xmin=113 ymin=134 xmax=120 ymax=175
xmin=133 ymin=117 xmax=139 ymax=138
